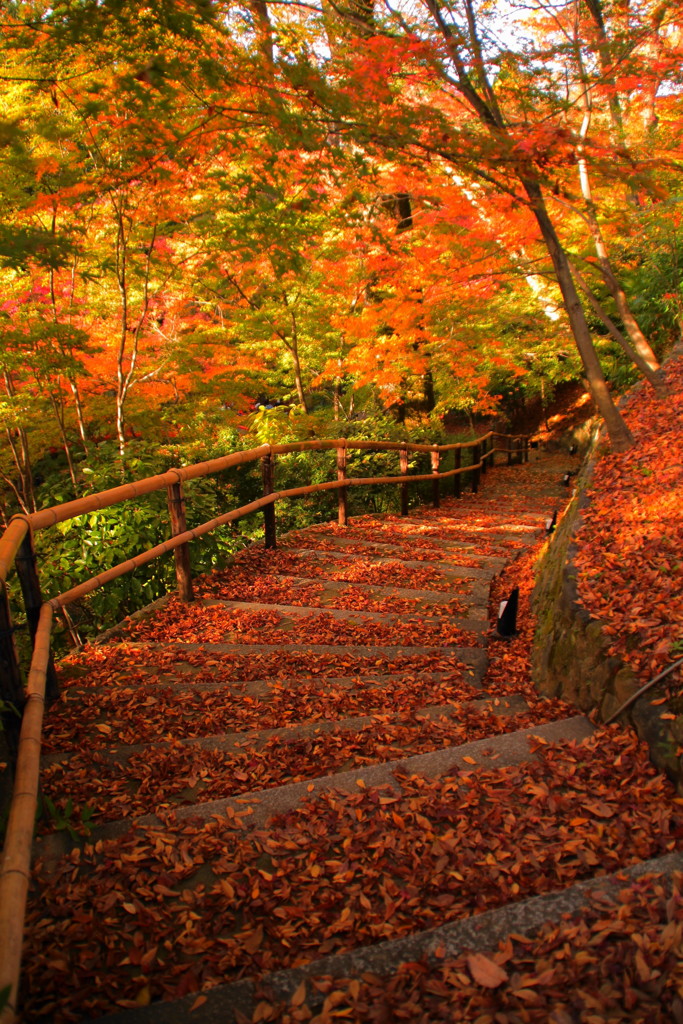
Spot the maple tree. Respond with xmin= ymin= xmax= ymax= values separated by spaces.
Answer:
xmin=0 ymin=0 xmax=681 ymax=616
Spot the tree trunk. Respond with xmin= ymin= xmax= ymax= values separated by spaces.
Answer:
xmin=49 ymin=391 xmax=78 ymax=488
xmin=569 ymin=260 xmax=666 ymax=393
xmin=289 ymin=342 xmax=308 ymax=413
xmin=575 ymin=89 xmax=660 ymax=372
xmin=524 ymin=181 xmax=634 ymax=451
xmin=3 ymin=372 xmax=36 ymax=512
xmin=68 ymin=377 xmax=89 ymax=450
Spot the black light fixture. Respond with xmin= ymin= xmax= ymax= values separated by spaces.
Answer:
xmin=497 ymin=587 xmax=519 ymax=638
xmin=561 ymin=471 xmax=574 ymax=486
xmin=545 ymin=509 xmax=557 ymax=535
xmin=569 ymin=443 xmax=577 ymax=455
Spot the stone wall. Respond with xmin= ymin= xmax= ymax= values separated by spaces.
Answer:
xmin=531 ymin=425 xmax=683 ymax=792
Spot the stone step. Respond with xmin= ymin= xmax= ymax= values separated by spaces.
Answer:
xmin=40 ymin=696 xmax=549 ymax=837
xmin=56 ymin=669 xmax=483 ymax=701
xmin=107 ymin=639 xmax=490 ymax=668
xmin=36 ymin=715 xmax=592 ymax=860
xmin=287 ymin=526 xmax=540 ymax=551
xmin=280 ymin=533 xmax=529 ymax=557
xmin=263 ymin=575 xmax=490 ymax=605
xmin=276 ymin=547 xmax=502 ymax=580
xmin=194 ymin=598 xmax=489 ymax=632
xmin=43 ymin=694 xmax=532 ymax=767
xmin=92 ymin=849 xmax=683 ymax=1024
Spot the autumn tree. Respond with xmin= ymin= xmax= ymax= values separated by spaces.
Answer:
xmin=276 ymin=0 xmax=683 ymax=448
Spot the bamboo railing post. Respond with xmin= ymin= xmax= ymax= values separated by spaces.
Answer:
xmin=507 ymin=434 xmax=513 ymax=466
xmin=490 ymin=435 xmax=495 ymax=469
xmin=431 ymin=449 xmax=440 ymax=508
xmin=337 ymin=441 xmax=348 ymax=527
xmin=167 ymin=480 xmax=194 ymax=600
xmin=400 ymin=447 xmax=409 ymax=516
xmin=480 ymin=436 xmax=488 ymax=476
xmin=0 ymin=584 xmax=24 ymax=757
xmin=453 ymin=447 xmax=462 ymax=499
xmin=261 ymin=450 xmax=277 ymax=548
xmin=14 ymin=532 xmax=58 ymax=702
xmin=471 ymin=443 xmax=480 ymax=494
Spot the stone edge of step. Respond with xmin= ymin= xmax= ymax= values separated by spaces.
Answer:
xmin=93 ymin=849 xmax=683 ymax=1024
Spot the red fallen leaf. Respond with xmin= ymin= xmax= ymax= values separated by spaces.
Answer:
xmin=242 ymin=925 xmax=264 ymax=954
xmin=291 ymin=980 xmax=307 ymax=1006
xmin=584 ymin=801 xmax=616 ymax=818
xmin=190 ymin=995 xmax=208 ymax=1012
xmin=135 ymin=987 xmax=151 ymax=1006
xmin=467 ymin=952 xmax=509 ymax=988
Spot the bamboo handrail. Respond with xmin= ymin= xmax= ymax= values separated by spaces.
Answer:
xmin=45 ymin=456 xmax=505 ymax=610
xmin=0 ymin=603 xmax=52 ymax=1024
xmin=0 ymin=428 xmax=528 ymax=1022
xmin=15 ymin=435 xmax=506 ymax=537
xmin=23 ymin=445 xmax=272 ymax=533
xmin=0 ymin=518 xmax=29 ymax=586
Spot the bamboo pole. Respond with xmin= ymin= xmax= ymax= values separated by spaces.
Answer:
xmin=14 ymin=531 xmax=59 ymax=701
xmin=0 ymin=603 xmax=52 ymax=1024
xmin=0 ymin=518 xmax=29 ymax=586
xmin=453 ymin=447 xmax=462 ymax=499
xmin=25 ymin=446 xmax=272 ymax=533
xmin=337 ymin=441 xmax=348 ymax=527
xmin=261 ymin=448 xmax=277 ymax=549
xmin=472 ymin=443 xmax=480 ymax=494
xmin=431 ymin=449 xmax=440 ymax=508
xmin=167 ymin=480 xmax=193 ymax=602
xmin=7 ymin=433 xmax=524 ymax=616
xmin=399 ymin=447 xmax=409 ymax=516
xmin=0 ymin=583 xmax=23 ymax=758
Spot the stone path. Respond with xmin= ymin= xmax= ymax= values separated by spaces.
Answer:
xmin=20 ymin=453 xmax=682 ymax=1023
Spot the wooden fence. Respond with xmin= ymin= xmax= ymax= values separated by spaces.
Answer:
xmin=0 ymin=429 xmax=527 ymax=1023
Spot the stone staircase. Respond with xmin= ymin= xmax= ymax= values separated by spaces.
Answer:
xmin=21 ymin=456 xmax=683 ymax=1022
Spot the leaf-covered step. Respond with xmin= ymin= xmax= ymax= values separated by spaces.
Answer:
xmin=194 ymin=572 xmax=489 ymax=615
xmin=63 ymin=642 xmax=488 ymax=688
xmin=93 ymin=852 xmax=683 ymax=1024
xmin=278 ymin=531 xmax=516 ymax=564
xmin=24 ymin=725 xmax=681 ymax=1022
xmin=203 ymin=548 xmax=487 ymax=591
xmin=39 ymin=696 xmax=548 ymax=829
xmin=119 ymin=598 xmax=484 ymax=647
xmin=43 ymin=668 xmax=491 ymax=754
xmin=194 ymin=598 xmax=488 ymax=632
xmin=284 ymin=544 xmax=507 ymax=575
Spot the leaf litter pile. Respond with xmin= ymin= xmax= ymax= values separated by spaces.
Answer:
xmin=574 ymin=354 xmax=683 ymax=682
xmin=246 ymin=869 xmax=683 ymax=1024
xmin=23 ymin=728 xmax=683 ymax=1021
xmin=23 ymin=450 xmax=683 ymax=1021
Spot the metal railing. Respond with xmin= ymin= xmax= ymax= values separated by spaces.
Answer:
xmin=0 ymin=428 xmax=528 ymax=1023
